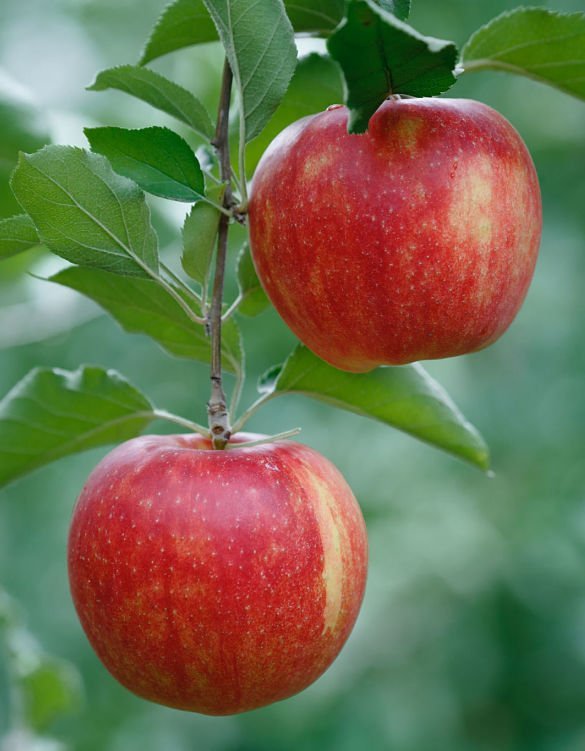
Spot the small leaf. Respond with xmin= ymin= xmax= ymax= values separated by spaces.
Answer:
xmin=10 ymin=146 xmax=159 ymax=278
xmin=0 ymin=214 xmax=41 ymax=260
xmin=181 ymin=183 xmax=225 ymax=285
xmin=283 ymin=0 xmax=345 ymax=33
xmin=327 ymin=0 xmax=458 ymax=133
xmin=85 ymin=126 xmax=205 ymax=203
xmin=50 ymin=266 xmax=242 ymax=374
xmin=88 ymin=65 xmax=214 ymax=139
xmin=0 ymin=366 xmax=156 ymax=488
xmin=140 ymin=0 xmax=218 ymax=65
xmin=461 ymin=8 xmax=585 ymax=102
xmin=236 ymin=243 xmax=270 ymax=316
xmin=246 ymin=53 xmax=343 ymax=173
xmin=260 ymin=345 xmax=489 ymax=470
xmin=202 ymin=0 xmax=298 ymax=141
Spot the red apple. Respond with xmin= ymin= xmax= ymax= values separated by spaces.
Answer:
xmin=68 ymin=433 xmax=368 ymax=715
xmin=248 ymin=98 xmax=542 ymax=372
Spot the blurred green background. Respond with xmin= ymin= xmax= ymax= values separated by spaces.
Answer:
xmin=1 ymin=0 xmax=585 ymax=749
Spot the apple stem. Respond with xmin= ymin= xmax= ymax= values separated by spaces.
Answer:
xmin=207 ymin=59 xmax=234 ymax=450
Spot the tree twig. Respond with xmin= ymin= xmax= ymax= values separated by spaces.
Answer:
xmin=207 ymin=59 xmax=234 ymax=449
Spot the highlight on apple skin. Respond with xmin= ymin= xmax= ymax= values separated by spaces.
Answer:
xmin=248 ymin=98 xmax=542 ymax=373
xmin=67 ymin=433 xmax=368 ymax=715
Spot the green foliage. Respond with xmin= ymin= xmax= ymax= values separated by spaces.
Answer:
xmin=51 ymin=266 xmax=243 ymax=373
xmin=140 ymin=0 xmax=346 ymax=65
xmin=142 ymin=0 xmax=298 ymax=142
xmin=181 ymin=183 xmax=225 ymax=285
xmin=0 ymin=214 xmax=41 ymax=260
xmin=258 ymin=346 xmax=489 ymax=470
xmin=139 ymin=0 xmax=219 ymax=65
xmin=11 ymin=146 xmax=159 ymax=278
xmin=461 ymin=8 xmax=585 ymax=102
xmin=245 ymin=53 xmax=343 ymax=174
xmin=85 ymin=126 xmax=205 ymax=202
xmin=327 ymin=0 xmax=458 ymax=133
xmin=0 ymin=366 xmax=155 ymax=488
xmin=201 ymin=0 xmax=297 ymax=143
xmin=88 ymin=65 xmax=214 ymax=139
xmin=235 ymin=244 xmax=270 ymax=317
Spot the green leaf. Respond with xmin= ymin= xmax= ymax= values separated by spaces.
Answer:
xmin=10 ymin=146 xmax=159 ymax=278
xmin=87 ymin=65 xmax=214 ymax=140
xmin=260 ymin=345 xmax=489 ymax=470
xmin=461 ymin=8 xmax=585 ymax=102
xmin=50 ymin=266 xmax=242 ymax=374
xmin=85 ymin=126 xmax=205 ymax=203
xmin=236 ymin=243 xmax=270 ymax=316
xmin=140 ymin=0 xmax=219 ymax=65
xmin=181 ymin=183 xmax=225 ymax=285
xmin=0 ymin=214 xmax=41 ymax=260
xmin=0 ymin=366 xmax=156 ymax=488
xmin=376 ymin=0 xmax=410 ymax=21
xmin=283 ymin=0 xmax=345 ymax=33
xmin=140 ymin=0 xmax=344 ymax=65
xmin=0 ymin=75 xmax=50 ymax=218
xmin=327 ymin=0 xmax=458 ymax=133
xmin=246 ymin=53 xmax=343 ymax=173
xmin=202 ymin=0 xmax=297 ymax=141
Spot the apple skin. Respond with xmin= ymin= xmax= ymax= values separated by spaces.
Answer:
xmin=248 ymin=98 xmax=542 ymax=372
xmin=68 ymin=433 xmax=368 ymax=715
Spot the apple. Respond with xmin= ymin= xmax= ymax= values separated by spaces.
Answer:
xmin=68 ymin=433 xmax=368 ymax=715
xmin=248 ymin=98 xmax=542 ymax=372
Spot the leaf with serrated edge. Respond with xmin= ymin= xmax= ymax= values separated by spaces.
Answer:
xmin=260 ymin=345 xmax=489 ymax=470
xmin=10 ymin=146 xmax=159 ymax=278
xmin=0 ymin=366 xmax=156 ymax=488
xmin=202 ymin=0 xmax=297 ymax=142
xmin=88 ymin=66 xmax=214 ymax=139
xmin=181 ymin=183 xmax=225 ymax=285
xmin=327 ymin=0 xmax=457 ymax=133
xmin=0 ymin=214 xmax=41 ymax=260
xmin=140 ymin=0 xmax=344 ymax=65
xmin=462 ymin=8 xmax=585 ymax=102
xmin=140 ymin=0 xmax=219 ymax=65
xmin=236 ymin=243 xmax=270 ymax=316
xmin=50 ymin=266 xmax=242 ymax=374
xmin=246 ymin=53 xmax=343 ymax=174
xmin=85 ymin=126 xmax=205 ymax=203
